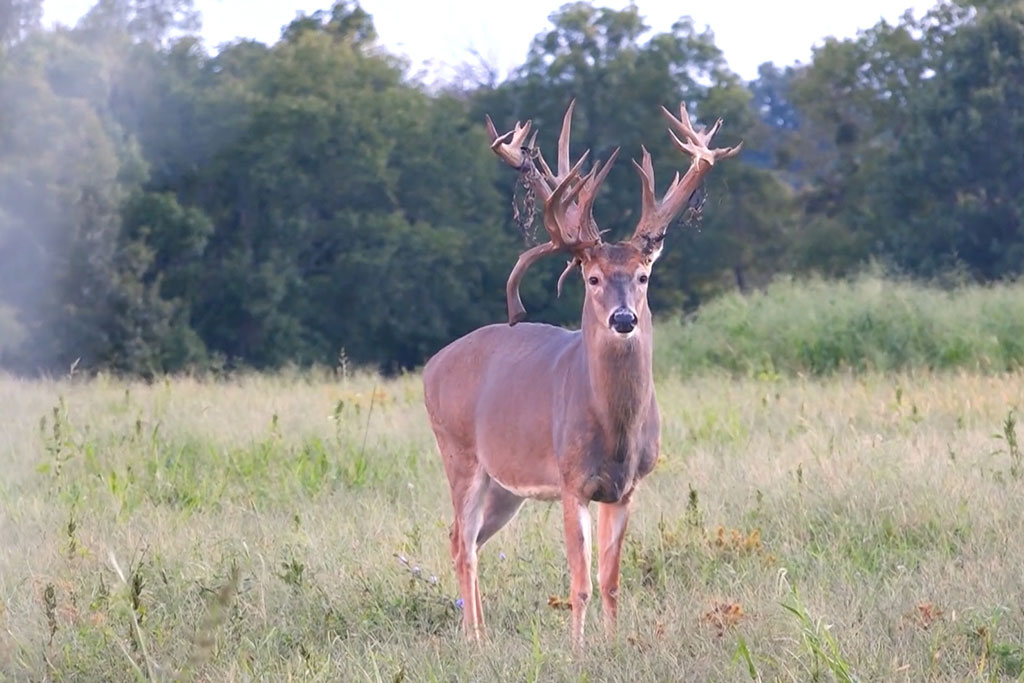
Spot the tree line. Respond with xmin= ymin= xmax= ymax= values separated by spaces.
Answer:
xmin=0 ymin=0 xmax=1021 ymax=375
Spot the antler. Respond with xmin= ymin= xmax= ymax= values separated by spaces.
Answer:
xmin=630 ymin=102 xmax=742 ymax=256
xmin=487 ymin=100 xmax=618 ymax=324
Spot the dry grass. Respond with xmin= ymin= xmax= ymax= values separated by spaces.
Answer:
xmin=1 ymin=369 xmax=1023 ymax=680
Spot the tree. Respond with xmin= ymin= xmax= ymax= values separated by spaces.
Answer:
xmin=76 ymin=0 xmax=199 ymax=46
xmin=872 ymin=2 xmax=1024 ymax=278
xmin=787 ymin=0 xmax=1024 ymax=279
xmin=0 ymin=29 xmax=132 ymax=371
xmin=171 ymin=3 xmax=510 ymax=369
xmin=0 ymin=0 xmax=41 ymax=47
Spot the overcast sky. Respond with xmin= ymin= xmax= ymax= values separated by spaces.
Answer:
xmin=44 ymin=0 xmax=934 ymax=80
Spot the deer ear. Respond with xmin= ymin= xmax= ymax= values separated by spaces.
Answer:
xmin=645 ymin=240 xmax=664 ymax=265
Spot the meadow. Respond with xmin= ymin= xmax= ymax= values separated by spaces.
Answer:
xmin=2 ymin=276 xmax=1024 ymax=681
xmin=1 ymin=367 xmax=1023 ymax=681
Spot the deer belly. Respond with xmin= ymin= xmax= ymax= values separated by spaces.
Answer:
xmin=488 ymin=473 xmax=562 ymax=501
xmin=478 ymin=444 xmax=562 ymax=501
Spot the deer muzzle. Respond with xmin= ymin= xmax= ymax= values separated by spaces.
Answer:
xmin=609 ymin=308 xmax=638 ymax=335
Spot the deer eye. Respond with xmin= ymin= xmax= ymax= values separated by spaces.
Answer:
xmin=638 ymin=274 xmax=649 ymax=284
xmin=588 ymin=276 xmax=600 ymax=286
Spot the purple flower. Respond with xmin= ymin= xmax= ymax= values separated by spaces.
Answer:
xmin=412 ymin=565 xmax=421 ymax=575
xmin=499 ymin=552 xmax=507 ymax=561
xmin=455 ymin=598 xmax=464 ymax=610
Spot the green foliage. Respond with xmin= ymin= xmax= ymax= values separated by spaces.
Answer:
xmin=3 ymin=0 xmax=1024 ymax=374
xmin=656 ymin=273 xmax=1024 ymax=377
xmin=787 ymin=1 xmax=1024 ymax=279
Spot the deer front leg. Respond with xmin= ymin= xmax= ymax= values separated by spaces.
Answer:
xmin=562 ymin=495 xmax=593 ymax=651
xmin=597 ymin=498 xmax=631 ymax=638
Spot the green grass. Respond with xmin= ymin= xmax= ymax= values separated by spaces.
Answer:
xmin=2 ymin=369 xmax=1024 ymax=680
xmin=656 ymin=274 xmax=1024 ymax=377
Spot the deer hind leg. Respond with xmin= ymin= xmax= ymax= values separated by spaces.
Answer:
xmin=596 ymin=499 xmax=631 ymax=638
xmin=562 ymin=495 xmax=593 ymax=651
xmin=448 ymin=466 xmax=490 ymax=640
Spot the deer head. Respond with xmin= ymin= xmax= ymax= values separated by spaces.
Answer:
xmin=487 ymin=101 xmax=743 ymax=335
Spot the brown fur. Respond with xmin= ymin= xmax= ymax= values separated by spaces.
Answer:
xmin=423 ymin=242 xmax=659 ymax=648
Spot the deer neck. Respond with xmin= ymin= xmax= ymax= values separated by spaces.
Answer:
xmin=580 ymin=309 xmax=654 ymax=436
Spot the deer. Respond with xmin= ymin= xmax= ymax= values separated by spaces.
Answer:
xmin=422 ymin=99 xmax=741 ymax=649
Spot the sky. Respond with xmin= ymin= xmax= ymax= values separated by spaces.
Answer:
xmin=43 ymin=0 xmax=935 ymax=81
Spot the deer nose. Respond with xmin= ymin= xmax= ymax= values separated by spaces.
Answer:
xmin=609 ymin=308 xmax=638 ymax=334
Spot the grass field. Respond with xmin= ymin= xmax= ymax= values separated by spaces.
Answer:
xmin=2 ymin=368 xmax=1024 ymax=681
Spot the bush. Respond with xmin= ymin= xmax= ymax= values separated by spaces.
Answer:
xmin=655 ymin=274 xmax=1024 ymax=377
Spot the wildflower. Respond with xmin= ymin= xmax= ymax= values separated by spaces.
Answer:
xmin=499 ymin=552 xmax=507 ymax=561
xmin=430 ymin=575 xmax=438 ymax=584
xmin=412 ymin=565 xmax=421 ymax=576
xmin=396 ymin=554 xmax=408 ymax=565
xmin=455 ymin=598 xmax=464 ymax=610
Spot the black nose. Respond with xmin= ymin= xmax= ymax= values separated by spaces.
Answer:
xmin=609 ymin=308 xmax=638 ymax=334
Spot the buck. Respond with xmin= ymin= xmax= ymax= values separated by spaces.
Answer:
xmin=422 ymin=100 xmax=741 ymax=648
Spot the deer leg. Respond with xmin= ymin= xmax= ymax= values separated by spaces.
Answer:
xmin=454 ymin=483 xmax=523 ymax=637
xmin=562 ymin=495 xmax=593 ymax=651
xmin=451 ymin=468 xmax=489 ymax=640
xmin=597 ymin=499 xmax=631 ymax=638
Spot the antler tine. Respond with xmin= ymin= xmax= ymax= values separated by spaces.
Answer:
xmin=485 ymin=113 xmax=500 ymax=141
xmin=631 ymin=145 xmax=657 ymax=216
xmin=556 ymin=257 xmax=579 ymax=298
xmin=489 ymin=119 xmax=531 ymax=161
xmin=535 ymin=149 xmax=557 ymax=190
xmin=660 ymin=103 xmax=715 ymax=144
xmin=506 ymin=242 xmax=561 ymax=324
xmin=542 ymin=151 xmax=590 ymax=247
xmin=575 ymin=146 xmax=620 ymax=244
xmin=662 ymin=105 xmax=742 ymax=165
xmin=558 ymin=99 xmax=576 ymax=178
xmin=703 ymin=117 xmax=724 ymax=142
xmin=487 ymin=115 xmax=551 ymax=203
xmin=631 ymin=102 xmax=743 ymax=256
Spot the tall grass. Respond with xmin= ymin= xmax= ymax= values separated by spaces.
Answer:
xmin=656 ymin=274 xmax=1024 ymax=377
xmin=3 ymin=370 xmax=1024 ymax=680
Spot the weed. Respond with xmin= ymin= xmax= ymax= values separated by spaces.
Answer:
xmin=781 ymin=587 xmax=858 ymax=683
xmin=42 ymin=584 xmax=57 ymax=645
xmin=187 ymin=563 xmax=240 ymax=674
xmin=1002 ymin=411 xmax=1021 ymax=478
xmin=279 ymin=557 xmax=306 ymax=592
xmin=969 ymin=610 xmax=1024 ymax=679
xmin=733 ymin=635 xmax=761 ymax=681
xmin=65 ymin=512 xmax=77 ymax=560
xmin=686 ymin=484 xmax=702 ymax=528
